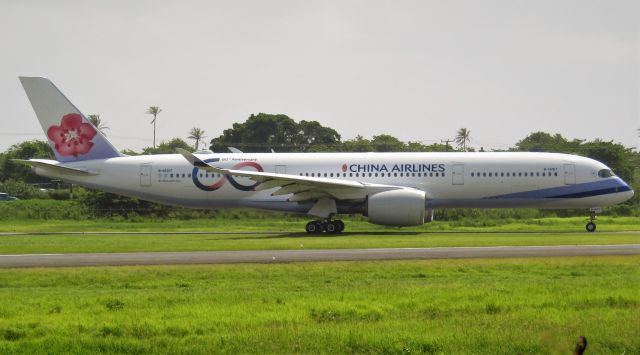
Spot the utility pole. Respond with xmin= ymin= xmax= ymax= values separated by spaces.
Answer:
xmin=441 ymin=139 xmax=453 ymax=152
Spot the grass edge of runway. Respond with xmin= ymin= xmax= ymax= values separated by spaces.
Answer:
xmin=1 ymin=216 xmax=640 ymax=234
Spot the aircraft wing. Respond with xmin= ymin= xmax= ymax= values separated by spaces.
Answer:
xmin=177 ymin=149 xmax=398 ymax=202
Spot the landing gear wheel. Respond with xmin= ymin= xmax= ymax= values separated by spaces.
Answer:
xmin=586 ymin=208 xmax=600 ymax=233
xmin=304 ymin=219 xmax=345 ymax=234
xmin=304 ymin=221 xmax=322 ymax=234
xmin=325 ymin=221 xmax=339 ymax=234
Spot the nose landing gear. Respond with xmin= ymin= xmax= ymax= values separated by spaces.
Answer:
xmin=586 ymin=207 xmax=601 ymax=232
xmin=305 ymin=219 xmax=345 ymax=234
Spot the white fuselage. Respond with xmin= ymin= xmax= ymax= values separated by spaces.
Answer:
xmin=35 ymin=152 xmax=634 ymax=214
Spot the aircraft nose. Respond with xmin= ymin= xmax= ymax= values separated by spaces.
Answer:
xmin=617 ymin=179 xmax=634 ymax=202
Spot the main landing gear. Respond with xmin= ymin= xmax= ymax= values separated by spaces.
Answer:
xmin=305 ymin=219 xmax=345 ymax=234
xmin=586 ymin=207 xmax=601 ymax=232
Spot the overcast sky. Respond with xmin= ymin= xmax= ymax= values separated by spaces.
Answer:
xmin=1 ymin=0 xmax=638 ymax=152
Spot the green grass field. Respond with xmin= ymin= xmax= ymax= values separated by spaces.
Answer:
xmin=0 ymin=231 xmax=638 ymax=255
xmin=0 ymin=218 xmax=640 ymax=254
xmin=1 ymin=216 xmax=638 ymax=353
xmin=0 ymin=256 xmax=638 ymax=354
xmin=0 ymin=217 xmax=638 ymax=254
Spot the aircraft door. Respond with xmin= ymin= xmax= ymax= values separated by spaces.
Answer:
xmin=564 ymin=164 xmax=576 ymax=185
xmin=275 ymin=165 xmax=287 ymax=174
xmin=140 ymin=164 xmax=152 ymax=187
xmin=452 ymin=164 xmax=464 ymax=185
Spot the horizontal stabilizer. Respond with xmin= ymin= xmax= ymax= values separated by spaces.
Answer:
xmin=13 ymin=159 xmax=96 ymax=176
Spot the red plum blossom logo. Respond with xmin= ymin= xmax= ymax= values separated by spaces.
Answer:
xmin=47 ymin=113 xmax=97 ymax=157
xmin=342 ymin=164 xmax=348 ymax=172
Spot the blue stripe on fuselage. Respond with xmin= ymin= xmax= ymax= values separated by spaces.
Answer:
xmin=487 ymin=178 xmax=631 ymax=199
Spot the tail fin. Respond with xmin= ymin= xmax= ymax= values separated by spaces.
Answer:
xmin=19 ymin=77 xmax=122 ymax=162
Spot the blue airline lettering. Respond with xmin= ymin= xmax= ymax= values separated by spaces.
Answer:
xmin=349 ymin=163 xmax=445 ymax=173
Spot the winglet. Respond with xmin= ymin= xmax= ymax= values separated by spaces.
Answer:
xmin=176 ymin=148 xmax=225 ymax=172
xmin=176 ymin=148 xmax=197 ymax=165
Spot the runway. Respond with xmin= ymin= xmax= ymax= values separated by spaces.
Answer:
xmin=0 ymin=244 xmax=638 ymax=268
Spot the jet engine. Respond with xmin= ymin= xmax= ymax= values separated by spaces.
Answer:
xmin=364 ymin=189 xmax=428 ymax=226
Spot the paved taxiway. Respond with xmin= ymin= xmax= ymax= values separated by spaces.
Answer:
xmin=0 ymin=244 xmax=638 ymax=268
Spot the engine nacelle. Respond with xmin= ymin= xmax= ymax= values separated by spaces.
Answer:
xmin=364 ymin=189 xmax=427 ymax=226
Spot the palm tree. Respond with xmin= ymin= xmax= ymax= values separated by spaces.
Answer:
xmin=188 ymin=127 xmax=206 ymax=151
xmin=87 ymin=114 xmax=109 ymax=136
xmin=146 ymin=106 xmax=162 ymax=148
xmin=454 ymin=128 xmax=471 ymax=152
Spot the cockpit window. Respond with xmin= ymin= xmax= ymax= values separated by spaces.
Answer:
xmin=598 ymin=169 xmax=615 ymax=178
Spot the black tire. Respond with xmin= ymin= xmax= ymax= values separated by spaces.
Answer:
xmin=305 ymin=221 xmax=317 ymax=234
xmin=586 ymin=222 xmax=596 ymax=232
xmin=326 ymin=222 xmax=338 ymax=234
xmin=314 ymin=221 xmax=325 ymax=234
xmin=335 ymin=220 xmax=345 ymax=233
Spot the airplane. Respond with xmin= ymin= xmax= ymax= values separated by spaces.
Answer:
xmin=16 ymin=77 xmax=634 ymax=233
